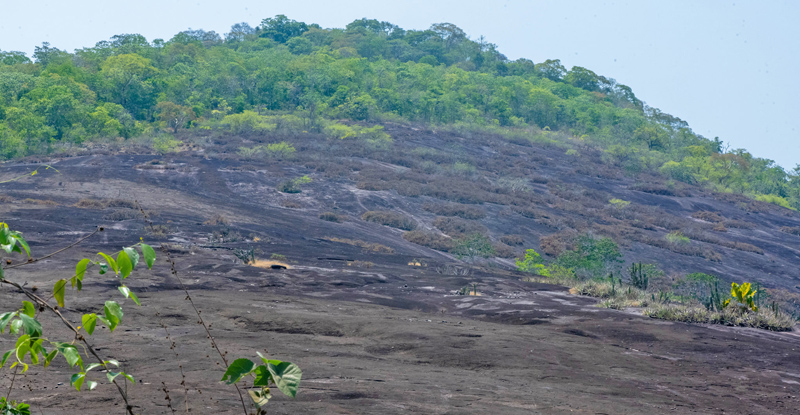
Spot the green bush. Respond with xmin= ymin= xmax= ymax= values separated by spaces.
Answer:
xmin=221 ymin=111 xmax=276 ymax=134
xmin=152 ymin=134 xmax=182 ymax=154
xmin=555 ymin=234 xmax=622 ymax=279
xmin=516 ymin=249 xmax=547 ymax=275
xmin=277 ymin=175 xmax=312 ymax=193
xmin=452 ymin=233 xmax=495 ymax=261
xmin=323 ymin=123 xmax=392 ymax=148
xmin=265 ymin=141 xmax=296 ymax=158
xmin=665 ymin=230 xmax=690 ymax=245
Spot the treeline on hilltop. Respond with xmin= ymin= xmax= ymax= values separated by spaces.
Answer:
xmin=1 ymin=15 xmax=799 ymax=208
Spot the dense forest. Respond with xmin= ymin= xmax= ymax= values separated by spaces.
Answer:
xmin=1 ymin=15 xmax=798 ymax=208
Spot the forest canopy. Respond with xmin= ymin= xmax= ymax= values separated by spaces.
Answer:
xmin=1 ymin=15 xmax=799 ymax=209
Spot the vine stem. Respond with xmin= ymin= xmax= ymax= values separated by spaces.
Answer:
xmin=0 ymin=228 xmax=136 ymax=415
xmin=137 ymin=203 xmax=249 ymax=415
xmin=4 ymin=227 xmax=101 ymax=270
xmin=0 ymin=278 xmax=136 ymax=415
xmin=6 ymin=365 xmax=18 ymax=401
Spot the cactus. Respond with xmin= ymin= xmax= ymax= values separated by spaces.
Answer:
xmin=629 ymin=262 xmax=648 ymax=290
xmin=700 ymin=280 xmax=729 ymax=312
xmin=608 ymin=272 xmax=617 ymax=296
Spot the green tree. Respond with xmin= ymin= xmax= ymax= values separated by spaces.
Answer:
xmin=556 ymin=235 xmax=622 ymax=279
xmin=99 ymin=54 xmax=157 ymax=117
xmin=453 ymin=233 xmax=495 ymax=262
xmin=259 ymin=15 xmax=309 ymax=43
xmin=516 ymin=249 xmax=548 ymax=275
xmin=155 ymin=101 xmax=195 ymax=133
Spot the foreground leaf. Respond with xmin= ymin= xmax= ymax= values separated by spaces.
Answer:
xmin=82 ymin=313 xmax=97 ymax=335
xmin=140 ymin=243 xmax=156 ymax=269
xmin=220 ymin=358 xmax=254 ymax=385
xmin=53 ymin=279 xmax=67 ymax=308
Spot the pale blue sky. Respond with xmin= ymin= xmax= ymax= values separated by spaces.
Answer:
xmin=1 ymin=0 xmax=798 ymax=168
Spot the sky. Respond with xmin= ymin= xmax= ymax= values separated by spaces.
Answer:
xmin=1 ymin=0 xmax=798 ymax=168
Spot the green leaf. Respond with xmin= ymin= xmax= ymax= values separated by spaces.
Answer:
xmin=253 ymin=365 xmax=272 ymax=386
xmin=266 ymin=360 xmax=302 ymax=398
xmin=86 ymin=380 xmax=98 ymax=390
xmin=220 ymin=358 xmax=255 ymax=385
xmin=71 ymin=373 xmax=85 ymax=391
xmin=99 ymin=263 xmax=108 ymax=275
xmin=53 ymin=279 xmax=67 ymax=308
xmin=21 ymin=301 xmax=35 ymax=318
xmin=105 ymin=359 xmax=120 ymax=367
xmin=10 ymin=318 xmax=22 ymax=334
xmin=124 ymin=247 xmax=140 ymax=270
xmin=121 ymin=371 xmax=135 ymax=384
xmin=44 ymin=349 xmax=58 ymax=368
xmin=0 ymin=312 xmax=16 ymax=333
xmin=0 ymin=265 xmax=4 ymax=280
xmin=107 ymin=371 xmax=121 ymax=382
xmin=1 ymin=350 xmax=12 ymax=368
xmin=98 ymin=253 xmax=118 ymax=275
xmin=140 ymin=243 xmax=156 ymax=269
xmin=14 ymin=233 xmax=30 ymax=257
xmin=74 ymin=258 xmax=90 ymax=288
xmin=118 ymin=285 xmax=141 ymax=306
xmin=14 ymin=334 xmax=30 ymax=349
xmin=103 ymin=301 xmax=123 ymax=332
xmin=128 ymin=289 xmax=141 ymax=306
xmin=117 ymin=250 xmax=132 ymax=279
xmin=19 ymin=314 xmax=42 ymax=338
xmin=57 ymin=344 xmax=83 ymax=368
xmin=85 ymin=363 xmax=103 ymax=372
xmin=82 ymin=313 xmax=97 ymax=335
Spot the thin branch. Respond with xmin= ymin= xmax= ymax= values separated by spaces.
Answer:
xmin=6 ymin=365 xmax=18 ymax=401
xmin=0 ymin=164 xmax=60 ymax=185
xmin=154 ymin=307 xmax=190 ymax=415
xmin=1 ymin=266 xmax=136 ymax=414
xmin=5 ymin=227 xmax=102 ymax=270
xmin=137 ymin=203 xmax=249 ymax=415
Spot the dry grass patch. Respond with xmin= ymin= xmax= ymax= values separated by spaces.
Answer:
xmin=103 ymin=210 xmax=140 ymax=221
xmin=644 ymin=304 xmax=795 ymax=331
xmin=781 ymin=226 xmax=800 ymax=236
xmin=493 ymin=243 xmax=517 ymax=258
xmin=281 ymin=200 xmax=302 ymax=209
xmin=75 ymin=198 xmax=137 ymax=209
xmin=500 ymin=235 xmax=524 ymax=246
xmin=402 ymin=230 xmax=454 ymax=252
xmin=433 ymin=216 xmax=487 ymax=237
xmin=21 ymin=198 xmax=58 ymax=206
xmin=422 ymin=203 xmax=486 ymax=220
xmin=361 ymin=211 xmax=416 ymax=230
xmin=319 ymin=212 xmax=347 ymax=223
xmin=323 ymin=237 xmax=394 ymax=254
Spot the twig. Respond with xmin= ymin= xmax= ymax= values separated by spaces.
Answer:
xmin=154 ymin=307 xmax=190 ymax=415
xmin=161 ymin=382 xmax=177 ymax=415
xmin=5 ymin=227 xmax=102 ymax=270
xmin=0 ymin=278 xmax=136 ymax=414
xmin=0 ymin=164 xmax=60 ymax=185
xmin=6 ymin=365 xmax=18 ymax=401
xmin=137 ymin=203 xmax=249 ymax=415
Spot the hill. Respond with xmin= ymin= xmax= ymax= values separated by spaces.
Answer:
xmin=2 ymin=16 xmax=800 ymax=415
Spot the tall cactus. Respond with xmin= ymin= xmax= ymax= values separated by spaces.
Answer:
xmin=629 ymin=262 xmax=648 ymax=290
